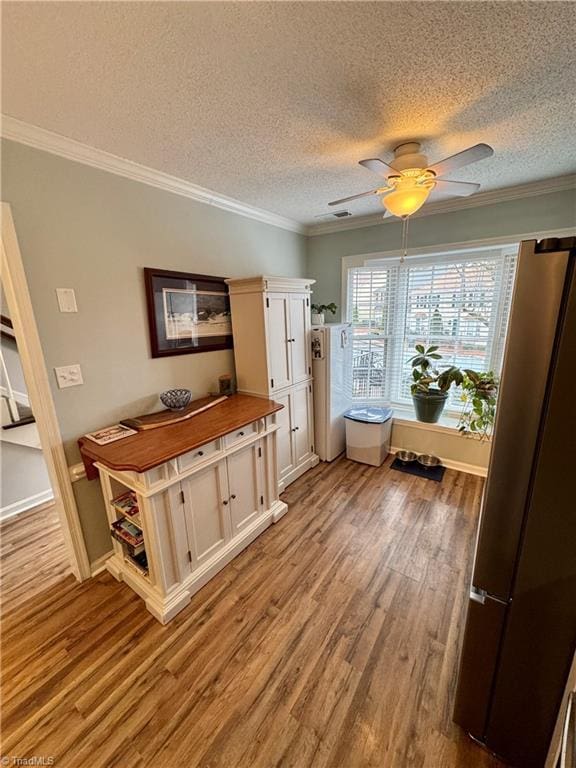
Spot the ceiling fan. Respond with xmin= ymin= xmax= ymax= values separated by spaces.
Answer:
xmin=329 ymin=141 xmax=494 ymax=219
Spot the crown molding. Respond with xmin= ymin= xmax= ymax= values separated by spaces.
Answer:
xmin=1 ymin=115 xmax=306 ymax=235
xmin=3 ymin=116 xmax=574 ymax=240
xmin=306 ymin=173 xmax=576 ymax=236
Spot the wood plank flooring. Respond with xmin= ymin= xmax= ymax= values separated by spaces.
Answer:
xmin=0 ymin=457 xmax=505 ymax=767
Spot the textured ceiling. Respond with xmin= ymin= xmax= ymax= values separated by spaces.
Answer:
xmin=2 ymin=1 xmax=576 ymax=225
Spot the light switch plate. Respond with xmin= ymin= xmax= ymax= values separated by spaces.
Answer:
xmin=56 ymin=288 xmax=78 ymax=313
xmin=54 ymin=364 xmax=83 ymax=389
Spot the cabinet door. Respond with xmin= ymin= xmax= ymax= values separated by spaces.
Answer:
xmin=292 ymin=382 xmax=313 ymax=465
xmin=289 ymin=294 xmax=311 ymax=384
xmin=182 ymin=462 xmax=231 ymax=565
xmin=266 ymin=294 xmax=292 ymax=390
xmin=275 ymin=391 xmax=296 ymax=481
xmin=226 ymin=441 xmax=264 ymax=533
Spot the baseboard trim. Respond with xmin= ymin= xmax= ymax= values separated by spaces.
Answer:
xmin=0 ymin=489 xmax=54 ymax=520
xmin=390 ymin=446 xmax=488 ymax=478
xmin=90 ymin=550 xmax=114 ymax=577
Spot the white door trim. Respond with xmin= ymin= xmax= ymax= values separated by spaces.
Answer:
xmin=1 ymin=202 xmax=91 ymax=580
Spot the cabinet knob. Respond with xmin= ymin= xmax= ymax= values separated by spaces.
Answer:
xmin=238 ymin=431 xmax=245 ymax=436
xmin=230 ymin=494 xmax=236 ymax=500
xmin=291 ymin=426 xmax=300 ymax=432
xmin=222 ymin=499 xmax=228 ymax=506
xmin=197 ymin=450 xmax=204 ymax=456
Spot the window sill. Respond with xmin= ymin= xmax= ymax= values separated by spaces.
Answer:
xmin=391 ymin=407 xmax=464 ymax=435
xmin=391 ymin=407 xmax=492 ymax=441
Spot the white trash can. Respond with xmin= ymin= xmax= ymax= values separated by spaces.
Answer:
xmin=344 ymin=406 xmax=393 ymax=467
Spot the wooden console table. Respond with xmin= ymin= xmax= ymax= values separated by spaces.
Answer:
xmin=79 ymin=394 xmax=286 ymax=623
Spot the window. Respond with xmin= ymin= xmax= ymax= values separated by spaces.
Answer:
xmin=346 ymin=245 xmax=518 ymax=412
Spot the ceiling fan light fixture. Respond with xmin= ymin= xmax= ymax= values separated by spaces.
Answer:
xmin=381 ymin=179 xmax=434 ymax=218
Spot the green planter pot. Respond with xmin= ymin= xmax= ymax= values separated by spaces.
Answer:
xmin=412 ymin=391 xmax=449 ymax=423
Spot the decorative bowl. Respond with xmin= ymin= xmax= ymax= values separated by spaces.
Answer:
xmin=396 ymin=450 xmax=417 ymax=463
xmin=160 ymin=388 xmax=192 ymax=411
xmin=417 ymin=454 xmax=442 ymax=468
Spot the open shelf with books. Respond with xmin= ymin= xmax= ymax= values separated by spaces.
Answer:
xmin=109 ymin=488 xmax=149 ymax=579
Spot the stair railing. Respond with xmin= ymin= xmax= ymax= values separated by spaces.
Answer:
xmin=0 ymin=345 xmax=20 ymax=422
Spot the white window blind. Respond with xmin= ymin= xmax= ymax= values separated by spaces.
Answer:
xmin=346 ymin=246 xmax=518 ymax=411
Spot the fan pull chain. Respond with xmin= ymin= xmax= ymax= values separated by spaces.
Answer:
xmin=400 ymin=215 xmax=410 ymax=263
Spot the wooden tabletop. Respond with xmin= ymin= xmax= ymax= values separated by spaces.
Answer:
xmin=78 ymin=393 xmax=283 ymax=478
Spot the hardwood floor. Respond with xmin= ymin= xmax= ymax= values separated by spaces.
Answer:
xmin=0 ymin=501 xmax=69 ymax=613
xmin=0 ymin=457 xmax=504 ymax=767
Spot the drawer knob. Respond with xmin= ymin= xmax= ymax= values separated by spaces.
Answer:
xmin=197 ymin=450 xmax=204 ymax=457
xmin=238 ymin=431 xmax=245 ymax=436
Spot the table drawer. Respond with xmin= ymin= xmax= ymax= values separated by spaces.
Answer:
xmin=177 ymin=440 xmax=220 ymax=472
xmin=223 ymin=421 xmax=258 ymax=449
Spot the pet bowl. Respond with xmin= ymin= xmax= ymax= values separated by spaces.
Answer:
xmin=160 ymin=388 xmax=192 ymax=411
xmin=396 ymin=450 xmax=417 ymax=463
xmin=417 ymin=454 xmax=442 ymax=468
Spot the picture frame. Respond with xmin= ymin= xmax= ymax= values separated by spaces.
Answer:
xmin=144 ymin=267 xmax=233 ymax=358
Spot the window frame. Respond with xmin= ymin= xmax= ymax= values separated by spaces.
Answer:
xmin=343 ymin=241 xmax=520 ymax=415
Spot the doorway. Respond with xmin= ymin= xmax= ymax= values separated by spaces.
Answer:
xmin=1 ymin=203 xmax=90 ymax=587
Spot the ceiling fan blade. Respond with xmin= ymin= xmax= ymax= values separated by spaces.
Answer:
xmin=431 ymin=179 xmax=481 ymax=197
xmin=328 ymin=189 xmax=380 ymax=206
xmin=427 ymin=143 xmax=493 ymax=178
xmin=359 ymin=158 xmax=399 ymax=178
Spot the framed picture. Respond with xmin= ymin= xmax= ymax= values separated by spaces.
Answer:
xmin=144 ymin=268 xmax=233 ymax=357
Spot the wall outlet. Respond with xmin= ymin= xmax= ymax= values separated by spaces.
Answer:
xmin=54 ymin=364 xmax=83 ymax=389
xmin=56 ymin=288 xmax=78 ymax=313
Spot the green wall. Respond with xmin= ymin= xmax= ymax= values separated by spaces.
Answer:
xmin=1 ymin=139 xmax=307 ymax=562
xmin=307 ymin=189 xmax=576 ymax=320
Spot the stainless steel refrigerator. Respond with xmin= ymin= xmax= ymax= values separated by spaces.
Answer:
xmin=454 ymin=237 xmax=576 ymax=768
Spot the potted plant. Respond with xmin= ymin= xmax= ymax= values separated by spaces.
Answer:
xmin=408 ymin=344 xmax=463 ymax=423
xmin=457 ymin=370 xmax=499 ymax=440
xmin=311 ymin=303 xmax=337 ymax=325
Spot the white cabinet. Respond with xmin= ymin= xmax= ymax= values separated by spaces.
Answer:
xmin=275 ymin=390 xmax=295 ymax=481
xmin=265 ymin=292 xmax=311 ymax=390
xmin=275 ymin=383 xmax=314 ymax=489
xmin=182 ymin=440 xmax=264 ymax=562
xmin=288 ymin=294 xmax=311 ymax=385
xmin=182 ymin=462 xmax=230 ymax=565
xmin=226 ymin=277 xmax=314 ymax=396
xmin=291 ymin=382 xmax=314 ymax=466
xmin=226 ymin=276 xmax=319 ymax=490
xmin=97 ymin=415 xmax=287 ymax=624
xmin=226 ymin=441 xmax=264 ymax=533
xmin=267 ymin=294 xmax=292 ymax=390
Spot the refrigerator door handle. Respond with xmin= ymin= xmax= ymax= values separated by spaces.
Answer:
xmin=560 ymin=691 xmax=576 ymax=768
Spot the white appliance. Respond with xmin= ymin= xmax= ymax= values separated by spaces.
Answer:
xmin=311 ymin=323 xmax=353 ymax=461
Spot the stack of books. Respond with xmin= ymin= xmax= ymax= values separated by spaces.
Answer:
xmin=111 ymin=490 xmax=142 ymax=529
xmin=111 ymin=518 xmax=145 ymax=554
xmin=125 ymin=550 xmax=149 ymax=577
xmin=110 ymin=490 xmax=148 ymax=576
